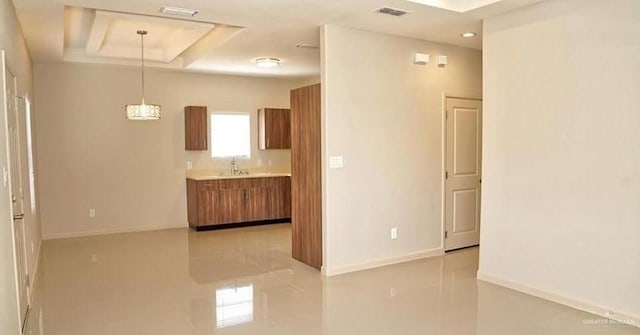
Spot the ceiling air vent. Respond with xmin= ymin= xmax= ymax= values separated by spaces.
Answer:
xmin=374 ymin=6 xmax=411 ymax=17
xmin=160 ymin=6 xmax=199 ymax=16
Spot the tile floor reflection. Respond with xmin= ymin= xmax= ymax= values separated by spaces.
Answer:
xmin=27 ymin=223 xmax=639 ymax=335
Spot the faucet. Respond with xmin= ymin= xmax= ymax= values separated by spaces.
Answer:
xmin=230 ymin=157 xmax=240 ymax=175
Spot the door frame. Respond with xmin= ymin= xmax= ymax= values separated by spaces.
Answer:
xmin=441 ymin=93 xmax=482 ymax=251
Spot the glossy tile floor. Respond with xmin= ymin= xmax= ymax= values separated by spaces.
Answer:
xmin=26 ymin=223 xmax=639 ymax=335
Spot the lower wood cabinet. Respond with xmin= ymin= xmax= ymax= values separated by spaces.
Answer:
xmin=186 ymin=177 xmax=291 ymax=229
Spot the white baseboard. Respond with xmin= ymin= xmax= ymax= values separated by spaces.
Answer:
xmin=42 ymin=223 xmax=187 ymax=240
xmin=323 ymin=247 xmax=444 ymax=277
xmin=477 ymin=272 xmax=640 ymax=328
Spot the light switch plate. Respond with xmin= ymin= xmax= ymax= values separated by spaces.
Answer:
xmin=329 ymin=156 xmax=344 ymax=168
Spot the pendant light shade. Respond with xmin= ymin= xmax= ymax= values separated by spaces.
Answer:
xmin=126 ymin=30 xmax=161 ymax=120
xmin=126 ymin=103 xmax=161 ymax=120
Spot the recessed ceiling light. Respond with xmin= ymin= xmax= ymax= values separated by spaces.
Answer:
xmin=255 ymin=58 xmax=280 ymax=68
xmin=461 ymin=32 xmax=477 ymax=38
xmin=160 ymin=6 xmax=199 ymax=16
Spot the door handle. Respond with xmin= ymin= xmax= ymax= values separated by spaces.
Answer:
xmin=13 ymin=214 xmax=24 ymax=220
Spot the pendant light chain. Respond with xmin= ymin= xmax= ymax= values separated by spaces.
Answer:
xmin=139 ymin=30 xmax=147 ymax=105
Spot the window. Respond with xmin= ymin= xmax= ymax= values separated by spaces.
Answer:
xmin=210 ymin=113 xmax=251 ymax=158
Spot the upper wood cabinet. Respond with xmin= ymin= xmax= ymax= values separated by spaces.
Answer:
xmin=258 ymin=108 xmax=291 ymax=150
xmin=185 ymin=106 xmax=208 ymax=151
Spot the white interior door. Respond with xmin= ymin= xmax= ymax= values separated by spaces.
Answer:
xmin=445 ymin=98 xmax=482 ymax=251
xmin=3 ymin=53 xmax=30 ymax=330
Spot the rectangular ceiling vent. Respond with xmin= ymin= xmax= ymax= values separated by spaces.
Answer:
xmin=160 ymin=6 xmax=199 ymax=16
xmin=374 ymin=6 xmax=411 ymax=17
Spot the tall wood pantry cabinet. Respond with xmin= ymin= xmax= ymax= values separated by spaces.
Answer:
xmin=290 ymin=84 xmax=322 ymax=269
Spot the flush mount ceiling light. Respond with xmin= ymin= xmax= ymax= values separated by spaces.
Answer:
xmin=125 ymin=30 xmax=161 ymax=120
xmin=461 ymin=32 xmax=477 ymax=38
xmin=255 ymin=58 xmax=280 ymax=68
xmin=160 ymin=6 xmax=199 ymax=16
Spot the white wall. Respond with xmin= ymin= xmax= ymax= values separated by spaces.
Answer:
xmin=34 ymin=62 xmax=310 ymax=239
xmin=321 ymin=25 xmax=482 ymax=274
xmin=480 ymin=0 xmax=640 ymax=322
xmin=0 ymin=0 xmax=37 ymax=333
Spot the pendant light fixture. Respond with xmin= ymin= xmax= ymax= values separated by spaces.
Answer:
xmin=126 ymin=30 xmax=161 ymax=120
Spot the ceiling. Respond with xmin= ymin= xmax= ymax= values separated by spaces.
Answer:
xmin=12 ymin=0 xmax=544 ymax=78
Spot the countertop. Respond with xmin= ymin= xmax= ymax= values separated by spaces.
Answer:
xmin=186 ymin=170 xmax=291 ymax=181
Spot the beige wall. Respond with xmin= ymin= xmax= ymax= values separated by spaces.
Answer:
xmin=321 ymin=25 xmax=482 ymax=274
xmin=34 ymin=62 xmax=308 ymax=239
xmin=480 ymin=0 xmax=640 ymax=322
xmin=0 ymin=0 xmax=38 ymax=333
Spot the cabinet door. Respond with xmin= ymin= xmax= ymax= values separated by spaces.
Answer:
xmin=185 ymin=106 xmax=208 ymax=150
xmin=268 ymin=177 xmax=291 ymax=219
xmin=259 ymin=108 xmax=291 ymax=149
xmin=187 ymin=179 xmax=199 ymax=227
xmin=213 ymin=188 xmax=245 ymax=224
xmin=245 ymin=186 xmax=271 ymax=221
xmin=197 ymin=182 xmax=217 ymax=225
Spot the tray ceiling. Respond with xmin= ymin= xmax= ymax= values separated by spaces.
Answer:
xmin=12 ymin=0 xmax=545 ymax=78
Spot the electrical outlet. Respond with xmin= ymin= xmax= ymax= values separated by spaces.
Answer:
xmin=91 ymin=254 xmax=98 ymax=263
xmin=89 ymin=209 xmax=96 ymax=218
xmin=390 ymin=287 xmax=397 ymax=297
xmin=390 ymin=227 xmax=398 ymax=240
xmin=186 ymin=161 xmax=193 ymax=169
